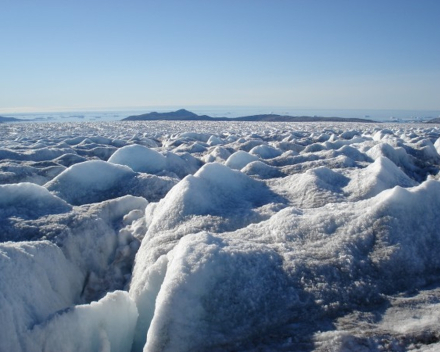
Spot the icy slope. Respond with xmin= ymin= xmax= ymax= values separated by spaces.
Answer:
xmin=130 ymin=177 xmax=440 ymax=351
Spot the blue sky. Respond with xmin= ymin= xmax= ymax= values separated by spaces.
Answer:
xmin=1 ymin=0 xmax=439 ymax=113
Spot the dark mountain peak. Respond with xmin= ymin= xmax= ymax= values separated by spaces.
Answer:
xmin=122 ymin=109 xmax=201 ymax=121
xmin=426 ymin=117 xmax=440 ymax=124
xmin=122 ymin=109 xmax=376 ymax=123
xmin=174 ymin=109 xmax=197 ymax=116
xmin=0 ymin=116 xmax=25 ymax=123
xmin=164 ymin=109 xmax=199 ymax=118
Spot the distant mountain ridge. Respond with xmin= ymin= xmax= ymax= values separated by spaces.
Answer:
xmin=426 ymin=117 xmax=440 ymax=124
xmin=124 ymin=109 xmax=206 ymax=121
xmin=122 ymin=109 xmax=376 ymax=123
xmin=0 ymin=116 xmax=25 ymax=123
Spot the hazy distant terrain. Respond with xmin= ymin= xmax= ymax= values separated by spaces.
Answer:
xmin=123 ymin=108 xmax=376 ymax=123
xmin=0 ymin=116 xmax=25 ymax=123
xmin=427 ymin=117 xmax=440 ymax=124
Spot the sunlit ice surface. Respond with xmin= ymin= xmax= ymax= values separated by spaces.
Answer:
xmin=1 ymin=120 xmax=440 ymax=351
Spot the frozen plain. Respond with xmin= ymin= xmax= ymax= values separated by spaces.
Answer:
xmin=1 ymin=120 xmax=440 ymax=351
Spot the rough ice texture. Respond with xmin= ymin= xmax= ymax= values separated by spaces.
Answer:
xmin=131 ymin=177 xmax=440 ymax=351
xmin=0 ymin=195 xmax=146 ymax=351
xmin=27 ymin=291 xmax=138 ymax=352
xmin=0 ymin=241 xmax=83 ymax=351
xmin=344 ymin=156 xmax=418 ymax=200
xmin=1 ymin=121 xmax=440 ymax=352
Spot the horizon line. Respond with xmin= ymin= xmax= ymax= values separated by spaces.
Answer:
xmin=2 ymin=105 xmax=440 ymax=115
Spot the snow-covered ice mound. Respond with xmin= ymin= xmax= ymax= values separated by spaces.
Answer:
xmin=241 ymin=160 xmax=285 ymax=179
xmin=133 ymin=162 xmax=283 ymax=264
xmin=45 ymin=159 xmax=177 ymax=205
xmin=0 ymin=159 xmax=66 ymax=184
xmin=225 ymin=150 xmax=259 ymax=170
xmin=1 ymin=121 xmax=440 ymax=351
xmin=0 ymin=182 xmax=71 ymax=220
xmin=141 ymin=233 xmax=290 ymax=352
xmin=269 ymin=166 xmax=349 ymax=207
xmin=108 ymin=144 xmax=167 ymax=174
xmin=344 ymin=156 xmax=418 ymax=200
xmin=249 ymin=144 xmax=283 ymax=159
xmin=45 ymin=160 xmax=137 ymax=205
xmin=130 ymin=179 xmax=440 ymax=351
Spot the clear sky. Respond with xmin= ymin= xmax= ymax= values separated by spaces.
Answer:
xmin=1 ymin=0 xmax=439 ymax=113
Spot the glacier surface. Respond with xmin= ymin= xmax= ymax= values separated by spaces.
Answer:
xmin=1 ymin=120 xmax=440 ymax=351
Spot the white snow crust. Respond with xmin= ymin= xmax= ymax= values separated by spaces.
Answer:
xmin=1 ymin=121 xmax=440 ymax=352
xmin=108 ymin=144 xmax=167 ymax=174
